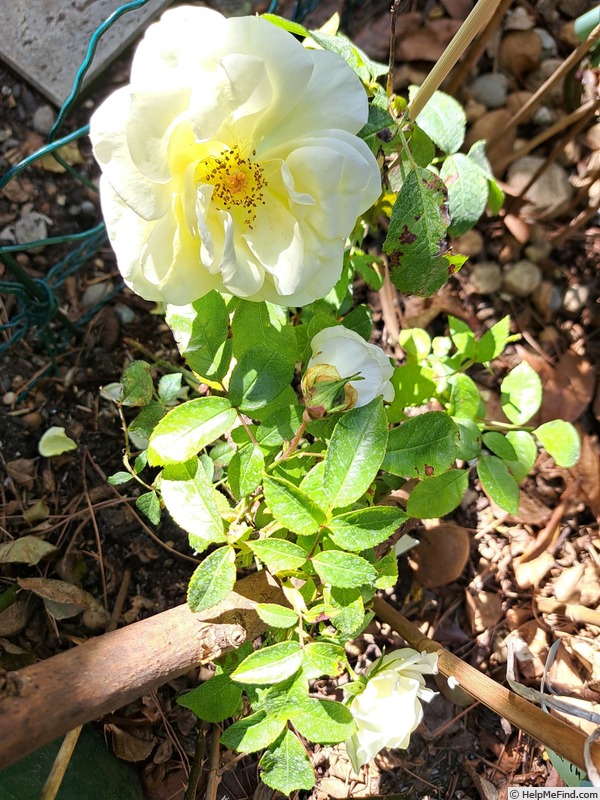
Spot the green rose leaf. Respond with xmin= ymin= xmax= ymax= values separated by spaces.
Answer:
xmin=161 ymin=459 xmax=226 ymax=552
xmin=375 ymin=550 xmax=399 ymax=590
xmin=293 ymin=697 xmax=356 ymax=744
xmin=221 ymin=711 xmax=286 ymax=754
xmin=482 ymin=432 xmax=517 ymax=462
xmin=534 ymin=421 xmax=580 ymax=468
xmin=302 ymin=642 xmax=348 ymax=679
xmin=411 ymin=87 xmax=466 ymax=154
xmin=476 ymin=316 xmax=514 ymax=363
xmin=383 ymin=411 xmax=459 ymax=479
xmin=449 ymin=316 xmax=476 ymax=360
xmin=256 ymin=603 xmax=298 ymax=629
xmin=263 ymin=475 xmax=327 ymax=537
xmin=312 ymin=550 xmax=377 ymax=588
xmin=231 ymin=300 xmax=297 ymax=365
xmin=187 ymin=545 xmax=236 ymax=612
xmin=147 ymin=397 xmax=237 ymax=466
xmin=166 ymin=291 xmax=232 ymax=383
xmin=455 ymin=418 xmax=481 ymax=461
xmin=477 ymin=454 xmax=520 ymax=515
xmin=259 ymin=730 xmax=314 ymax=794
xmin=136 ymin=491 xmax=161 ymax=525
xmin=257 ymin=672 xmax=308 ymax=719
xmin=121 ymin=361 xmax=153 ymax=407
xmin=323 ymin=398 xmax=388 ymax=510
xmin=505 ymin=430 xmax=538 ymax=482
xmin=388 ymin=364 xmax=436 ymax=416
xmin=441 ymin=153 xmax=489 ymax=236
xmin=228 ymin=445 xmax=264 ymax=499
xmin=177 ymin=673 xmax=242 ymax=723
xmin=383 ymin=168 xmax=453 ymax=297
xmin=231 ymin=641 xmax=303 ymax=685
xmin=157 ymin=373 xmax=183 ymax=404
xmin=229 ymin=345 xmax=295 ymax=413
xmin=407 ymin=469 xmax=469 ymax=518
xmin=448 ymin=374 xmax=482 ymax=420
xmin=247 ymin=538 xmax=308 ymax=574
xmin=501 ymin=362 xmax=542 ymax=425
xmin=128 ymin=402 xmax=167 ymax=450
xmin=327 ymin=506 xmax=408 ymax=552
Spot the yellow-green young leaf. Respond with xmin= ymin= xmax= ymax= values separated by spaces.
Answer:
xmin=327 ymin=506 xmax=408 ymax=552
xmin=476 ymin=316 xmax=513 ymax=363
xmin=263 ymin=475 xmax=327 ymax=537
xmin=383 ymin=411 xmax=459 ymax=479
xmin=161 ymin=459 xmax=226 ymax=553
xmin=388 ymin=364 xmax=436 ymax=418
xmin=259 ymin=730 xmax=314 ymax=794
xmin=177 ymin=674 xmax=242 ymax=723
xmin=500 ymin=362 xmax=542 ymax=425
xmin=312 ymin=550 xmax=377 ymax=588
xmin=324 ymin=398 xmax=388 ymax=511
xmin=187 ymin=546 xmax=236 ymax=612
xmin=448 ymin=373 xmax=482 ymax=419
xmin=247 ymin=538 xmax=308 ymax=573
xmin=399 ymin=328 xmax=431 ymax=361
xmin=231 ymin=641 xmax=303 ymax=685
xmin=256 ymin=603 xmax=298 ymax=629
xmin=505 ymin=430 xmax=538 ymax=483
xmin=292 ymin=697 xmax=356 ymax=744
xmin=38 ymin=427 xmax=78 ymax=457
xmin=534 ymin=421 xmax=580 ymax=468
xmin=477 ymin=454 xmax=519 ymax=515
xmin=407 ymin=469 xmax=469 ymax=518
xmin=302 ymin=642 xmax=348 ymax=679
xmin=148 ymin=397 xmax=236 ymax=466
xmin=221 ymin=711 xmax=286 ymax=754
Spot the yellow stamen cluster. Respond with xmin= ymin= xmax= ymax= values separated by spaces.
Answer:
xmin=202 ymin=147 xmax=267 ymax=227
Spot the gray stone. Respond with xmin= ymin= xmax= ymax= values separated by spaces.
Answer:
xmin=32 ymin=104 xmax=56 ymax=135
xmin=470 ymin=262 xmax=502 ymax=294
xmin=502 ymin=260 xmax=542 ymax=297
xmin=534 ymin=27 xmax=558 ymax=57
xmin=563 ymin=284 xmax=589 ymax=314
xmin=469 ymin=73 xmax=509 ymax=109
xmin=506 ymin=156 xmax=573 ymax=219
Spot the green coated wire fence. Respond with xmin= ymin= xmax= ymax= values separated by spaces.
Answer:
xmin=0 ymin=0 xmax=320 ymax=363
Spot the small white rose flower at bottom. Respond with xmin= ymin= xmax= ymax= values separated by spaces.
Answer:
xmin=344 ymin=648 xmax=438 ymax=773
xmin=302 ymin=326 xmax=394 ymax=416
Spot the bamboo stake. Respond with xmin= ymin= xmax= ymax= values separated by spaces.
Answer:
xmin=0 ymin=570 xmax=283 ymax=770
xmin=408 ymin=0 xmax=504 ymax=121
xmin=373 ymin=596 xmax=600 ymax=772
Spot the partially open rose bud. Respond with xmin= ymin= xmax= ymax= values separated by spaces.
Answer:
xmin=302 ymin=327 xmax=394 ymax=417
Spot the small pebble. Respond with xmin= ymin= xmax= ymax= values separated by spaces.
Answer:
xmin=504 ymin=6 xmax=534 ymax=30
xmin=563 ymin=284 xmax=589 ymax=314
xmin=3 ymin=391 xmax=16 ymax=405
xmin=68 ymin=204 xmax=81 ymax=216
xmin=15 ymin=212 xmax=51 ymax=248
xmin=469 ymin=73 xmax=508 ymax=109
xmin=453 ymin=229 xmax=483 ymax=257
xmin=82 ymin=280 xmax=115 ymax=308
xmin=503 ymin=260 xmax=542 ymax=297
xmin=32 ymin=104 xmax=57 ymax=136
xmin=80 ymin=200 xmax=97 ymax=216
xmin=115 ymin=303 xmax=136 ymax=324
xmin=507 ymin=157 xmax=573 ymax=219
xmin=534 ymin=27 xmax=558 ymax=57
xmin=470 ymin=262 xmax=502 ymax=294
xmin=525 ymin=59 xmax=564 ymax=106
xmin=23 ymin=412 xmax=43 ymax=430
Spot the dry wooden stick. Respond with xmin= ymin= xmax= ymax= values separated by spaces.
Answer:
xmin=39 ymin=726 xmax=82 ymax=800
xmin=373 ymin=596 xmax=600 ymax=772
xmin=0 ymin=570 xmax=283 ymax=770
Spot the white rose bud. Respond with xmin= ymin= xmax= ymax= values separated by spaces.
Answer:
xmin=344 ymin=648 xmax=438 ymax=773
xmin=89 ymin=7 xmax=381 ymax=308
xmin=302 ymin=326 xmax=394 ymax=415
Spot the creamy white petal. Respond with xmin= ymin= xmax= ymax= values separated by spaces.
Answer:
xmin=99 ymin=175 xmax=163 ymax=301
xmin=218 ymin=212 xmax=264 ymax=297
xmin=90 ymin=87 xmax=170 ymax=221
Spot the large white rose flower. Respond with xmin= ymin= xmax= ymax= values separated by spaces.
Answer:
xmin=345 ymin=648 xmax=438 ymax=773
xmin=89 ymin=7 xmax=381 ymax=307
xmin=302 ymin=326 xmax=394 ymax=413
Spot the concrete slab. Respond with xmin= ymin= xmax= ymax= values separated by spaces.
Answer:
xmin=0 ymin=0 xmax=173 ymax=107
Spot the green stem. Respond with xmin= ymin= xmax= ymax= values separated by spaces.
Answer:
xmin=481 ymin=420 xmax=534 ymax=432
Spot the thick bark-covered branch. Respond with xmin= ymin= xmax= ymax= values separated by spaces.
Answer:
xmin=0 ymin=571 xmax=283 ymax=769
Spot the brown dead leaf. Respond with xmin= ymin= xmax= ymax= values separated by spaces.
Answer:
xmin=548 ymin=642 xmax=586 ymax=695
xmin=39 ymin=142 xmax=84 ymax=174
xmin=465 ymin=590 xmax=502 ymax=632
xmin=514 ymin=551 xmax=554 ymax=589
xmin=1 ymin=178 xmax=36 ymax=204
xmin=564 ymin=637 xmax=600 ymax=682
xmin=107 ymin=725 xmax=155 ymax=762
xmin=22 ymin=497 xmax=50 ymax=524
xmin=499 ymin=30 xmax=542 ymax=79
xmin=0 ymin=536 xmax=56 ymax=566
xmin=569 ymin=431 xmax=600 ymax=520
xmin=512 ymin=620 xmax=548 ymax=680
xmin=439 ymin=0 xmax=473 ymax=19
xmin=6 ymin=458 xmax=36 ymax=491
xmin=554 ymin=563 xmax=586 ymax=603
xmin=0 ymin=599 xmax=34 ymax=637
xmin=18 ymin=577 xmax=108 ymax=626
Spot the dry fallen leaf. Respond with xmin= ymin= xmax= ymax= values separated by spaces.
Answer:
xmin=106 ymin=725 xmax=156 ymax=762
xmin=0 ymin=536 xmax=57 ymax=566
xmin=569 ymin=430 xmax=600 ymax=521
xmin=18 ymin=577 xmax=108 ymax=627
xmin=465 ymin=589 xmax=503 ymax=633
xmin=6 ymin=458 xmax=36 ymax=491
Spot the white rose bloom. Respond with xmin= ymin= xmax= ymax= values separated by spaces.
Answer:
xmin=304 ymin=326 xmax=394 ymax=410
xmin=345 ymin=648 xmax=438 ymax=773
xmin=89 ymin=7 xmax=381 ymax=307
